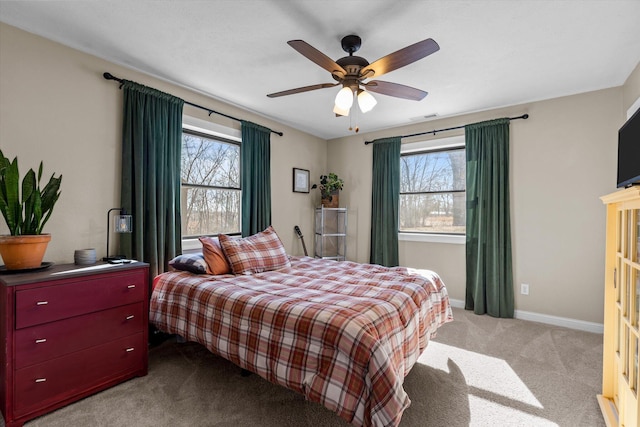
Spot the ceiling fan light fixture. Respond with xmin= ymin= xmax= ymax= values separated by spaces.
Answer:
xmin=333 ymin=103 xmax=350 ymax=116
xmin=357 ymin=89 xmax=377 ymax=113
xmin=334 ymin=87 xmax=354 ymax=110
xmin=270 ymin=35 xmax=439 ymax=131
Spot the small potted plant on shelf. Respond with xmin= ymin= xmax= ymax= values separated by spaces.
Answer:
xmin=0 ymin=150 xmax=62 ymax=270
xmin=312 ymin=173 xmax=344 ymax=208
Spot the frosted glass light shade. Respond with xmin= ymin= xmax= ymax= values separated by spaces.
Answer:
xmin=333 ymin=104 xmax=350 ymax=116
xmin=357 ymin=90 xmax=377 ymax=113
xmin=334 ymin=87 xmax=354 ymax=109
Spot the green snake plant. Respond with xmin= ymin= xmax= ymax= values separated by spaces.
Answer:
xmin=0 ymin=150 xmax=62 ymax=236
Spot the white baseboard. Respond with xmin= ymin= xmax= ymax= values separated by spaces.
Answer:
xmin=449 ymin=298 xmax=466 ymax=309
xmin=448 ymin=298 xmax=604 ymax=334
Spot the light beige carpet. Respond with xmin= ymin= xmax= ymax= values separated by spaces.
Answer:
xmin=6 ymin=307 xmax=604 ymax=426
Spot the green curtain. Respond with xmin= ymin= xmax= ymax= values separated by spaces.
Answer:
xmin=370 ymin=136 xmax=401 ymax=267
xmin=119 ymin=81 xmax=184 ymax=281
xmin=465 ymin=118 xmax=514 ymax=318
xmin=241 ymin=120 xmax=271 ymax=237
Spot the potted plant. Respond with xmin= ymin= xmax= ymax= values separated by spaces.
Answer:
xmin=312 ymin=173 xmax=344 ymax=208
xmin=0 ymin=150 xmax=62 ymax=270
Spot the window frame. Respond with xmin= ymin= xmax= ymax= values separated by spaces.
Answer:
xmin=398 ymin=135 xmax=466 ymax=245
xmin=181 ymin=116 xmax=242 ymax=250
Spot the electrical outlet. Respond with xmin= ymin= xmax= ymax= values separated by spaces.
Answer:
xmin=521 ymin=283 xmax=530 ymax=295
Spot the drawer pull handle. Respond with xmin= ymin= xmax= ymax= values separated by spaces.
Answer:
xmin=125 ymin=347 xmax=135 ymax=352
xmin=35 ymin=378 xmax=47 ymax=383
xmin=35 ymin=339 xmax=47 ymax=344
xmin=127 ymin=284 xmax=136 ymax=289
xmin=36 ymin=301 xmax=48 ymax=306
xmin=126 ymin=315 xmax=135 ymax=320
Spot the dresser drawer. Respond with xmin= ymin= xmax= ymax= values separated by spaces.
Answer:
xmin=15 ymin=302 xmax=143 ymax=369
xmin=14 ymin=332 xmax=145 ymax=418
xmin=15 ymin=270 xmax=145 ymax=328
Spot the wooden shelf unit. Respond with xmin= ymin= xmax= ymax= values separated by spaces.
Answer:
xmin=599 ymin=187 xmax=640 ymax=427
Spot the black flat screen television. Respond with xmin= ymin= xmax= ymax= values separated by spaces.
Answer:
xmin=617 ymin=107 xmax=640 ymax=188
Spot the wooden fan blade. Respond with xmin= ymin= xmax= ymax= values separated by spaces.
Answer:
xmin=360 ymin=38 xmax=439 ymax=79
xmin=288 ymin=40 xmax=347 ymax=78
xmin=267 ymin=83 xmax=338 ymax=98
xmin=364 ymin=81 xmax=428 ymax=101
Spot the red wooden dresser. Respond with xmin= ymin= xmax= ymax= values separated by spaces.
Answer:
xmin=0 ymin=262 xmax=149 ymax=427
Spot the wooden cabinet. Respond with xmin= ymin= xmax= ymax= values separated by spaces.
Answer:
xmin=0 ymin=262 xmax=149 ymax=427
xmin=314 ymin=206 xmax=347 ymax=261
xmin=599 ymin=187 xmax=640 ymax=427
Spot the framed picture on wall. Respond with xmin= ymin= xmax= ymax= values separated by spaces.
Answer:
xmin=293 ymin=168 xmax=310 ymax=193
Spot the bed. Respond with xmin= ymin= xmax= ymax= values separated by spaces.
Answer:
xmin=149 ymin=229 xmax=452 ymax=427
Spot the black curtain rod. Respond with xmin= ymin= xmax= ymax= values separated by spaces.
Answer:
xmin=103 ymin=72 xmax=283 ymax=137
xmin=364 ymin=114 xmax=529 ymax=145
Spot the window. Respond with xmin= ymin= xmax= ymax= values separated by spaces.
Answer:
xmin=400 ymin=136 xmax=465 ymax=235
xmin=181 ymin=128 xmax=241 ymax=238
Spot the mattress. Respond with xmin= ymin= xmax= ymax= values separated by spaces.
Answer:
xmin=150 ymin=256 xmax=452 ymax=426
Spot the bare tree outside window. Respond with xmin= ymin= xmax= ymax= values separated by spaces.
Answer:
xmin=399 ymin=147 xmax=465 ymax=234
xmin=181 ymin=130 xmax=241 ymax=237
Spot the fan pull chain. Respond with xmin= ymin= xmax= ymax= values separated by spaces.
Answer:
xmin=347 ymin=91 xmax=359 ymax=133
xmin=353 ymin=97 xmax=359 ymax=133
xmin=348 ymin=91 xmax=354 ymax=131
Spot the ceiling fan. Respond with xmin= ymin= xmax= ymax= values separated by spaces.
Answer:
xmin=267 ymin=35 xmax=440 ymax=117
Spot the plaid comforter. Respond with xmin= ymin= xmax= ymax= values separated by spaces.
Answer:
xmin=150 ymin=256 xmax=453 ymax=427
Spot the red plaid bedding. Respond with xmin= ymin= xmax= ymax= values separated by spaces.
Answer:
xmin=150 ymin=256 xmax=453 ymax=427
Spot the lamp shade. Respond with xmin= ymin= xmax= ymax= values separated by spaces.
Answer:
xmin=357 ymin=90 xmax=377 ymax=113
xmin=333 ymin=103 xmax=350 ymax=116
xmin=115 ymin=214 xmax=132 ymax=233
xmin=104 ymin=208 xmax=132 ymax=262
xmin=334 ymin=87 xmax=354 ymax=110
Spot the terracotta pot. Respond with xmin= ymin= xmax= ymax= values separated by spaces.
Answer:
xmin=321 ymin=190 xmax=339 ymax=208
xmin=0 ymin=234 xmax=51 ymax=270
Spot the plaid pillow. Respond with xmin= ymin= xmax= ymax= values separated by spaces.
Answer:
xmin=218 ymin=226 xmax=290 ymax=275
xmin=168 ymin=253 xmax=208 ymax=274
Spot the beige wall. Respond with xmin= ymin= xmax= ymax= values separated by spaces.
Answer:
xmin=622 ymin=61 xmax=640 ymax=114
xmin=0 ymin=23 xmax=326 ymax=262
xmin=327 ymin=87 xmax=624 ymax=324
xmin=1 ymin=22 xmax=633 ymax=325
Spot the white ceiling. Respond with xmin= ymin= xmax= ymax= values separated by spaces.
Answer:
xmin=1 ymin=1 xmax=639 ymax=140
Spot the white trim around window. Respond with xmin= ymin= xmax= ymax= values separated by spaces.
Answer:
xmin=401 ymin=134 xmax=465 ymax=153
xmin=182 ymin=115 xmax=241 ymax=142
xmin=399 ymin=232 xmax=465 ymax=244
xmin=400 ymin=134 xmax=466 ymax=241
xmin=182 ymin=238 xmax=203 ymax=251
xmin=180 ymin=115 xmax=241 ymax=249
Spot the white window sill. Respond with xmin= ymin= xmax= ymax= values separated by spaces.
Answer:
xmin=182 ymin=238 xmax=202 ymax=252
xmin=398 ymin=232 xmax=465 ymax=245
